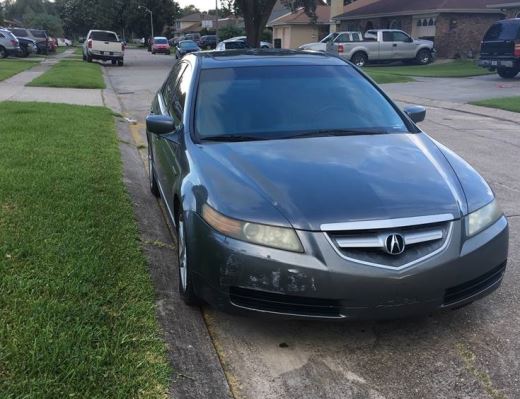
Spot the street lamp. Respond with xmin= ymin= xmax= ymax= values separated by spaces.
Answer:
xmin=138 ymin=5 xmax=154 ymax=39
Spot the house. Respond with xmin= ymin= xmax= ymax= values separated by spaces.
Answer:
xmin=488 ymin=1 xmax=520 ymax=17
xmin=269 ymin=5 xmax=332 ymax=49
xmin=333 ymin=0 xmax=507 ymax=58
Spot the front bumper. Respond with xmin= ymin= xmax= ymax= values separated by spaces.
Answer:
xmin=187 ymin=212 xmax=508 ymax=320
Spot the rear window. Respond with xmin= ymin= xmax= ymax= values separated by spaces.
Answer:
xmin=90 ymin=31 xmax=119 ymax=42
xmin=30 ymin=30 xmax=47 ymax=38
xmin=11 ymin=28 xmax=28 ymax=37
xmin=154 ymin=38 xmax=168 ymax=44
xmin=195 ymin=65 xmax=409 ymax=139
xmin=483 ymin=22 xmax=520 ymax=41
xmin=225 ymin=41 xmax=248 ymax=49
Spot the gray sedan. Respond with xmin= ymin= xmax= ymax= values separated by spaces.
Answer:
xmin=146 ymin=50 xmax=508 ymax=320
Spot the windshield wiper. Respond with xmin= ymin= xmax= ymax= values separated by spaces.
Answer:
xmin=281 ymin=129 xmax=389 ymax=139
xmin=202 ymin=134 xmax=269 ymax=142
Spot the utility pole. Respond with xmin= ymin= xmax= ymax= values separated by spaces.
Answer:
xmin=215 ymin=0 xmax=219 ymax=43
xmin=138 ymin=5 xmax=154 ymax=39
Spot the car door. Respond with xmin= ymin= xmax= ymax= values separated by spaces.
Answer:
xmin=154 ymin=61 xmax=192 ymax=210
xmin=379 ymin=31 xmax=396 ymax=60
xmin=392 ymin=31 xmax=416 ymax=59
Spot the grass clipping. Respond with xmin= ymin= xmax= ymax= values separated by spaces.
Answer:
xmin=0 ymin=102 xmax=169 ymax=397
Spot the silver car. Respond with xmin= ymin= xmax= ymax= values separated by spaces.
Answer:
xmin=0 ymin=28 xmax=21 ymax=58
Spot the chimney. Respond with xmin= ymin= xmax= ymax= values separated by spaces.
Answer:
xmin=330 ymin=0 xmax=344 ymax=33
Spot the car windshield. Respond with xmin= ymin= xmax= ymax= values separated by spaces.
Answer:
xmin=195 ymin=65 xmax=409 ymax=140
xmin=484 ymin=22 xmax=520 ymax=41
xmin=30 ymin=30 xmax=47 ymax=38
xmin=180 ymin=41 xmax=198 ymax=48
xmin=90 ymin=31 xmax=118 ymax=42
xmin=155 ymin=38 xmax=168 ymax=44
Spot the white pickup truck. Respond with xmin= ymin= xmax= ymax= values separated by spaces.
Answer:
xmin=83 ymin=30 xmax=124 ymax=66
xmin=300 ymin=29 xmax=435 ymax=67
xmin=299 ymin=31 xmax=363 ymax=52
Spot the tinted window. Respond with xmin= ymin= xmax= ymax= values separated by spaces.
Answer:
xmin=225 ymin=41 xmax=248 ymax=49
xmin=382 ymin=32 xmax=393 ymax=42
xmin=11 ymin=28 xmax=28 ymax=37
xmin=484 ymin=22 xmax=520 ymax=41
xmin=180 ymin=41 xmax=198 ymax=49
xmin=393 ymin=32 xmax=410 ymax=42
xmin=335 ymin=33 xmax=351 ymax=43
xmin=30 ymin=30 xmax=47 ymax=38
xmin=195 ymin=66 xmax=409 ymax=139
xmin=90 ymin=31 xmax=118 ymax=42
xmin=171 ymin=64 xmax=192 ymax=120
xmin=162 ymin=63 xmax=186 ymax=111
xmin=154 ymin=38 xmax=168 ymax=44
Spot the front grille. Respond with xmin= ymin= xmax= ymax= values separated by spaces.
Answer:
xmin=326 ymin=221 xmax=451 ymax=269
xmin=229 ymin=286 xmax=343 ymax=318
xmin=444 ymin=262 xmax=506 ymax=305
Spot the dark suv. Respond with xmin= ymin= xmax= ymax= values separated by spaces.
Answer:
xmin=8 ymin=27 xmax=49 ymax=55
xmin=479 ymin=18 xmax=520 ymax=79
xmin=198 ymin=35 xmax=217 ymax=49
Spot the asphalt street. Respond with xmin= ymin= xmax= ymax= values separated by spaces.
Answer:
xmin=106 ymin=49 xmax=520 ymax=399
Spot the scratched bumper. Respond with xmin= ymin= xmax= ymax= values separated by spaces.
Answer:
xmin=187 ymin=212 xmax=508 ymax=320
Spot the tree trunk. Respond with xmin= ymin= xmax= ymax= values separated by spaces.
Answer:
xmin=239 ymin=0 xmax=278 ymax=48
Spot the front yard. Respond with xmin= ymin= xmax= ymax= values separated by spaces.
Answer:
xmin=471 ymin=96 xmax=520 ymax=113
xmin=0 ymin=102 xmax=169 ymax=397
xmin=0 ymin=59 xmax=39 ymax=81
xmin=27 ymin=60 xmax=105 ymax=89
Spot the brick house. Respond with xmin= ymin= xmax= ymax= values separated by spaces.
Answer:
xmin=333 ymin=0 xmax=507 ymax=58
xmin=489 ymin=1 xmax=520 ymax=17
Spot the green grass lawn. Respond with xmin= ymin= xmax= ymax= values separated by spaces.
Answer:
xmin=0 ymin=102 xmax=170 ymax=397
xmin=0 ymin=59 xmax=39 ymax=81
xmin=364 ymin=60 xmax=491 ymax=78
xmin=27 ymin=59 xmax=105 ymax=89
xmin=471 ymin=96 xmax=520 ymax=113
xmin=73 ymin=46 xmax=83 ymax=56
xmin=364 ymin=70 xmax=414 ymax=84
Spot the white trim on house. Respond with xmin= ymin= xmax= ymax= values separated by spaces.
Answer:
xmin=334 ymin=8 xmax=504 ymax=21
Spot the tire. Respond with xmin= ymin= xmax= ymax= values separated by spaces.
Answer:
xmin=118 ymin=60 xmax=124 ymax=66
xmin=497 ymin=67 xmax=519 ymax=79
xmin=166 ymin=51 xmax=171 ymax=55
xmin=87 ymin=54 xmax=92 ymax=63
xmin=152 ymin=51 xmax=155 ymax=55
xmin=148 ymin=146 xmax=160 ymax=197
xmin=82 ymin=53 xmax=86 ymax=61
xmin=20 ymin=47 xmax=29 ymax=58
xmin=177 ymin=210 xmax=200 ymax=306
xmin=351 ymin=51 xmax=368 ymax=67
xmin=416 ymin=49 xmax=432 ymax=65
xmin=0 ymin=46 xmax=7 ymax=59
xmin=111 ymin=59 xmax=116 ymax=65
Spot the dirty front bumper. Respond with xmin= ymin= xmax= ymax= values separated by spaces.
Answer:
xmin=187 ymin=213 xmax=508 ymax=320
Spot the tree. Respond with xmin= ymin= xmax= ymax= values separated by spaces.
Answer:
xmin=181 ymin=4 xmax=199 ymax=16
xmin=234 ymin=0 xmax=320 ymax=48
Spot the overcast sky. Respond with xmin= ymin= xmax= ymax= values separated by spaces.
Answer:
xmin=177 ymin=0 xmax=214 ymax=11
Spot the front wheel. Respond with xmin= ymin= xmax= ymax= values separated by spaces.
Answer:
xmin=118 ymin=60 xmax=124 ymax=66
xmin=416 ymin=49 xmax=432 ymax=65
xmin=351 ymin=52 xmax=368 ymax=67
xmin=177 ymin=211 xmax=200 ymax=306
xmin=497 ymin=67 xmax=519 ymax=79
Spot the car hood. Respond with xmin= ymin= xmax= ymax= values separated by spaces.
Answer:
xmin=195 ymin=133 xmax=465 ymax=231
xmin=415 ymin=39 xmax=434 ymax=46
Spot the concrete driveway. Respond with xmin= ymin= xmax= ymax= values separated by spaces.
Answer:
xmin=107 ymin=49 xmax=520 ymax=399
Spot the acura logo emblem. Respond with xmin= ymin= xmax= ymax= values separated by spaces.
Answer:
xmin=385 ymin=234 xmax=405 ymax=255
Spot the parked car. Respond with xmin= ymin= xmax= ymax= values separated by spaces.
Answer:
xmin=198 ymin=35 xmax=217 ymax=50
xmin=17 ymin=36 xmax=38 ymax=57
xmin=335 ymin=29 xmax=435 ymax=67
xmin=299 ymin=31 xmax=363 ymax=51
xmin=145 ymin=50 xmax=508 ymax=320
xmin=184 ymin=33 xmax=200 ymax=42
xmin=215 ymin=38 xmax=250 ymax=51
xmin=0 ymin=28 xmax=21 ymax=58
xmin=83 ymin=29 xmax=124 ymax=66
xmin=175 ymin=40 xmax=200 ymax=59
xmin=8 ymin=27 xmax=49 ymax=54
xmin=231 ymin=36 xmax=272 ymax=48
xmin=151 ymin=36 xmax=171 ymax=55
xmin=478 ymin=18 xmax=520 ymax=79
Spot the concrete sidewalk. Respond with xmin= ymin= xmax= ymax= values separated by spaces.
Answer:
xmin=0 ymin=49 xmax=105 ymax=107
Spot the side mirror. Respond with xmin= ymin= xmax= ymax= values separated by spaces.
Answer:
xmin=404 ymin=105 xmax=426 ymax=123
xmin=146 ymin=115 xmax=176 ymax=135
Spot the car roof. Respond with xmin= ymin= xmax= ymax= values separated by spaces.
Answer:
xmin=193 ymin=49 xmax=349 ymax=69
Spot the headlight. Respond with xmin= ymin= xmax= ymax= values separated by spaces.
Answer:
xmin=202 ymin=204 xmax=303 ymax=252
xmin=466 ymin=199 xmax=503 ymax=237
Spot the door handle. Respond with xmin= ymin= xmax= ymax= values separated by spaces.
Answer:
xmin=393 ymin=43 xmax=397 ymax=47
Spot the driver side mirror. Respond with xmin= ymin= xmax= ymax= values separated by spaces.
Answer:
xmin=404 ymin=105 xmax=426 ymax=123
xmin=146 ymin=114 xmax=176 ymax=135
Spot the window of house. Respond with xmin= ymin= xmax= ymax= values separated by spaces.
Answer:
xmin=389 ymin=19 xmax=402 ymax=29
xmin=417 ymin=20 xmax=422 ymax=27
xmin=428 ymin=18 xmax=435 ymax=26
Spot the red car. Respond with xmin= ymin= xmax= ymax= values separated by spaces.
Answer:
xmin=152 ymin=37 xmax=170 ymax=55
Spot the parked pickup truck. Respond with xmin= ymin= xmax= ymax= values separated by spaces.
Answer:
xmin=83 ymin=30 xmax=124 ymax=66
xmin=299 ymin=31 xmax=364 ymax=52
xmin=328 ymin=29 xmax=435 ymax=67
xmin=478 ymin=19 xmax=520 ymax=79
